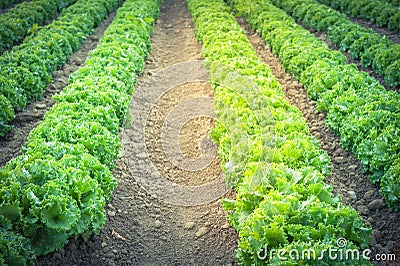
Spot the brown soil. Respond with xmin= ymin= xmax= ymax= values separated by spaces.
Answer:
xmin=145 ymin=82 xmax=221 ymax=186
xmin=36 ymin=0 xmax=238 ymax=265
xmin=0 ymin=11 xmax=117 ymax=167
xmin=237 ymin=17 xmax=400 ymax=266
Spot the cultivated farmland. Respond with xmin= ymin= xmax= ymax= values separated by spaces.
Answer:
xmin=1 ymin=0 xmax=399 ymax=265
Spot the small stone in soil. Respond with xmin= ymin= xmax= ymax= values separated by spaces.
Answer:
xmin=347 ymin=191 xmax=357 ymax=201
xmin=53 ymin=252 xmax=62 ymax=260
xmin=184 ymin=221 xmax=195 ymax=229
xmin=334 ymin=156 xmax=345 ymax=163
xmin=195 ymin=227 xmax=209 ymax=238
xmin=35 ymin=103 xmax=47 ymax=109
xmin=155 ymin=220 xmax=162 ymax=228
xmin=348 ymin=164 xmax=357 ymax=171
xmin=368 ymin=199 xmax=385 ymax=210
xmin=358 ymin=206 xmax=369 ymax=215
xmin=222 ymin=223 xmax=230 ymax=229
xmin=363 ymin=190 xmax=375 ymax=200
xmin=106 ymin=252 xmax=115 ymax=259
xmin=107 ymin=261 xmax=116 ymax=266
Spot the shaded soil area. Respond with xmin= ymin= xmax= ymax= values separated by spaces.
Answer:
xmin=237 ymin=17 xmax=400 ymax=266
xmin=36 ymin=0 xmax=238 ymax=265
xmin=0 ymin=10 xmax=117 ymax=167
xmin=145 ymin=82 xmax=222 ymax=186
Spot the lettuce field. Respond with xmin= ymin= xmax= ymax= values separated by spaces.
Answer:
xmin=0 ymin=0 xmax=399 ymax=265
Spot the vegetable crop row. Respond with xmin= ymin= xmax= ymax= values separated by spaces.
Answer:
xmin=383 ymin=0 xmax=400 ymax=7
xmin=317 ymin=0 xmax=400 ymax=31
xmin=230 ymin=0 xmax=400 ymax=210
xmin=187 ymin=0 xmax=371 ymax=264
xmin=0 ymin=0 xmax=25 ymax=9
xmin=0 ymin=0 xmax=78 ymax=54
xmin=0 ymin=0 xmax=120 ymax=137
xmin=269 ymin=0 xmax=400 ymax=87
xmin=0 ymin=0 xmax=161 ymax=264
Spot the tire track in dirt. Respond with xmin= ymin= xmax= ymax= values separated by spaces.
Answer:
xmin=36 ymin=0 xmax=238 ymax=265
xmin=237 ymin=17 xmax=400 ymax=266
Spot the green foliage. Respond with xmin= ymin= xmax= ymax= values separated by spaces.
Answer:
xmin=0 ymin=0 xmax=161 ymax=263
xmin=233 ymin=0 xmax=400 ymax=210
xmin=381 ymin=158 xmax=400 ymax=210
xmin=0 ymin=0 xmax=124 ymax=136
xmin=385 ymin=60 xmax=400 ymax=87
xmin=268 ymin=0 xmax=400 ymax=87
xmin=0 ymin=95 xmax=15 ymax=136
xmin=318 ymin=0 xmax=400 ymax=31
xmin=0 ymin=0 xmax=24 ymax=8
xmin=0 ymin=0 xmax=78 ymax=53
xmin=0 ymin=212 xmax=35 ymax=266
xmin=187 ymin=0 xmax=371 ymax=264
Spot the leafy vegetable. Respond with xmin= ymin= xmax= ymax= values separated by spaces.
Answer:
xmin=233 ymin=0 xmax=400 ymax=210
xmin=0 ymin=0 xmax=78 ymax=54
xmin=0 ymin=0 xmax=122 ymax=136
xmin=0 ymin=0 xmax=162 ymax=263
xmin=268 ymin=0 xmax=400 ymax=87
xmin=187 ymin=0 xmax=371 ymax=264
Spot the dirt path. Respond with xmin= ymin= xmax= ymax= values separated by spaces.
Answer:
xmin=36 ymin=0 xmax=238 ymax=265
xmin=0 ymin=11 xmax=117 ymax=167
xmin=237 ymin=18 xmax=400 ymax=265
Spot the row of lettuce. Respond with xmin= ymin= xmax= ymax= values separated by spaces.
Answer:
xmin=268 ymin=0 xmax=400 ymax=88
xmin=0 ymin=0 xmax=78 ymax=54
xmin=385 ymin=0 xmax=400 ymax=6
xmin=0 ymin=0 xmax=24 ymax=9
xmin=317 ymin=0 xmax=400 ymax=31
xmin=0 ymin=0 xmax=161 ymax=264
xmin=0 ymin=0 xmax=121 ymax=137
xmin=230 ymin=0 xmax=400 ymax=210
xmin=187 ymin=0 xmax=372 ymax=264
